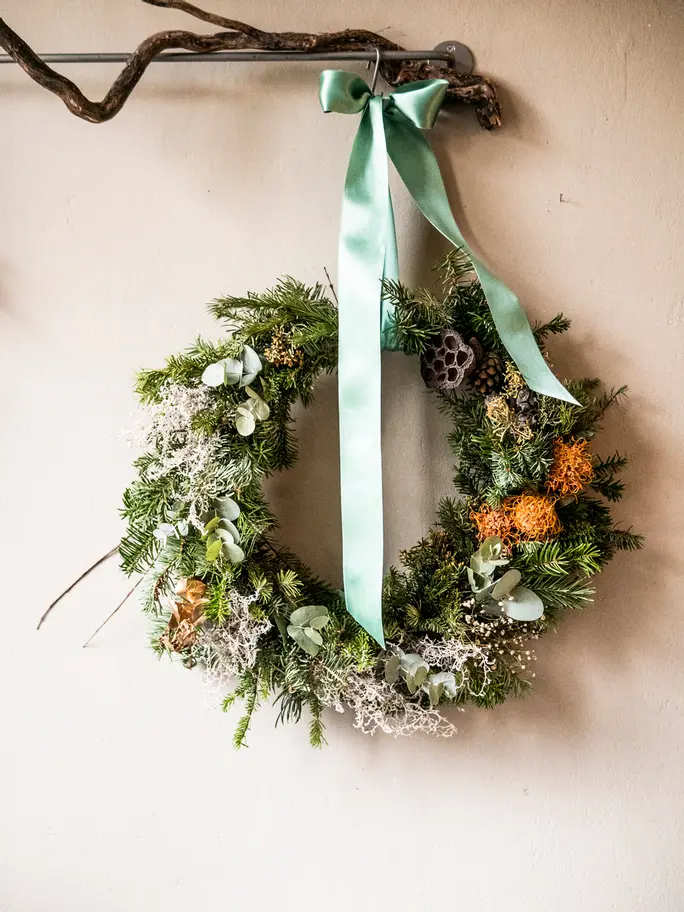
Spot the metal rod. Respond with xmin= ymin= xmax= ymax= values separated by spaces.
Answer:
xmin=0 ymin=49 xmax=457 ymax=66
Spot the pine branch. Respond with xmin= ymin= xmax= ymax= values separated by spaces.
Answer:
xmin=533 ymin=313 xmax=571 ymax=344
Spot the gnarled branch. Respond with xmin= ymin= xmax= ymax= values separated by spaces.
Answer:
xmin=0 ymin=0 xmax=502 ymax=128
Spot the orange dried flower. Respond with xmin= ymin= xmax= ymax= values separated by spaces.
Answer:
xmin=507 ymin=493 xmax=561 ymax=541
xmin=160 ymin=577 xmax=209 ymax=653
xmin=546 ymin=437 xmax=594 ymax=497
xmin=470 ymin=503 xmax=518 ymax=546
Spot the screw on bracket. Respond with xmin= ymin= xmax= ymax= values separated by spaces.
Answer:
xmin=432 ymin=41 xmax=474 ymax=73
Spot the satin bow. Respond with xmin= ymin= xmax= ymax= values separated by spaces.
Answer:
xmin=320 ymin=70 xmax=577 ymax=647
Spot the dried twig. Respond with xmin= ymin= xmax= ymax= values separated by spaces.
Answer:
xmin=37 ymin=546 xmax=120 ymax=630
xmin=323 ymin=266 xmax=339 ymax=306
xmin=82 ymin=577 xmax=144 ymax=648
xmin=0 ymin=1 xmax=501 ymax=128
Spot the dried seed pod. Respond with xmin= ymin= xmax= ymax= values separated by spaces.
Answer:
xmin=420 ymin=329 xmax=476 ymax=391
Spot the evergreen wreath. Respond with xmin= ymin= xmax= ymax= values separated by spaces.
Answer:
xmin=121 ymin=253 xmax=642 ymax=747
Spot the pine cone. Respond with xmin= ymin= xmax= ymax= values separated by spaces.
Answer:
xmin=468 ymin=336 xmax=484 ymax=364
xmin=514 ymin=388 xmax=539 ymax=429
xmin=508 ymin=386 xmax=539 ymax=436
xmin=473 ymin=352 xmax=503 ymax=395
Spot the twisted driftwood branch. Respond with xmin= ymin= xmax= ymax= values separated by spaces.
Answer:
xmin=0 ymin=0 xmax=502 ymax=128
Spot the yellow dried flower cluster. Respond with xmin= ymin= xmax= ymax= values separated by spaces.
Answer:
xmin=503 ymin=362 xmax=526 ymax=398
xmin=264 ymin=328 xmax=303 ymax=368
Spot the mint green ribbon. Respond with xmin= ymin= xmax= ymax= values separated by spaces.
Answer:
xmin=320 ymin=70 xmax=578 ymax=647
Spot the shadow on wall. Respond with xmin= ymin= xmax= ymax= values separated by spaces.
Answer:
xmin=268 ymin=328 xmax=653 ymax=753
xmin=265 ymin=350 xmax=455 ymax=589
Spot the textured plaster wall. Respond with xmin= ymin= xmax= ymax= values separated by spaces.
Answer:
xmin=1 ymin=1 xmax=683 ymax=910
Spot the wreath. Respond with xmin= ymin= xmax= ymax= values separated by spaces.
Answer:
xmin=121 ymin=252 xmax=641 ymax=747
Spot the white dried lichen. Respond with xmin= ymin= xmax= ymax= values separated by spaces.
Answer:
xmin=412 ymin=636 xmax=493 ymax=698
xmin=136 ymin=383 xmax=226 ymax=527
xmin=193 ymin=590 xmax=271 ymax=688
xmin=340 ymin=672 xmax=458 ymax=738
xmin=321 ymin=632 xmax=517 ymax=738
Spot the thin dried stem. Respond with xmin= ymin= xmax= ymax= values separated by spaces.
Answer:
xmin=323 ymin=266 xmax=339 ymax=306
xmin=37 ymin=546 xmax=120 ymax=630
xmin=0 ymin=3 xmax=501 ymax=128
xmin=142 ymin=0 xmax=268 ymax=39
xmin=82 ymin=577 xmax=144 ymax=648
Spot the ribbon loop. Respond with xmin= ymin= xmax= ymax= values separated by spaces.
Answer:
xmin=388 ymin=79 xmax=448 ymax=130
xmin=319 ymin=70 xmax=371 ymax=115
xmin=321 ymin=70 xmax=577 ymax=646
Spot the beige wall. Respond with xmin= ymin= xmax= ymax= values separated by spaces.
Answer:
xmin=2 ymin=1 xmax=683 ymax=909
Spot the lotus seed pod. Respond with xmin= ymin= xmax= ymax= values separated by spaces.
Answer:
xmin=420 ymin=329 xmax=476 ymax=391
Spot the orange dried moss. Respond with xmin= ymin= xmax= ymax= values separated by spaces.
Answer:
xmin=470 ymin=503 xmax=518 ymax=546
xmin=508 ymin=493 xmax=561 ymax=540
xmin=472 ymin=492 xmax=561 ymax=545
xmin=546 ymin=437 xmax=594 ymax=497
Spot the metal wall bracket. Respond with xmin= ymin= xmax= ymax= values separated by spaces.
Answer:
xmin=432 ymin=41 xmax=474 ymax=73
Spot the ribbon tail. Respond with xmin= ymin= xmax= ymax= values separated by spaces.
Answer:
xmin=385 ymin=117 xmax=579 ymax=405
xmin=337 ymin=97 xmax=389 ymax=646
xmin=380 ymin=191 xmax=400 ymax=350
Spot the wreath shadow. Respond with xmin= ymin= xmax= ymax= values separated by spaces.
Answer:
xmin=265 ymin=281 xmax=653 ymax=754
xmin=260 ymin=77 xmax=653 ymax=752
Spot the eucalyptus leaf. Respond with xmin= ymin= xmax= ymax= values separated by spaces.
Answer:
xmin=385 ymin=655 xmax=401 ymax=684
xmin=431 ymin=671 xmax=458 ymax=698
xmin=308 ymin=615 xmax=330 ymax=631
xmin=274 ymin=614 xmax=289 ymax=643
xmin=287 ymin=624 xmax=321 ymax=656
xmin=470 ymin=553 xmax=485 ymax=575
xmin=504 ymin=585 xmax=544 ymax=622
xmin=236 ymin=413 xmax=256 ymax=436
xmin=479 ymin=537 xmax=503 ymax=561
xmin=237 ymin=401 xmax=257 ymax=416
xmin=290 ymin=605 xmax=329 ymax=628
xmin=176 ymin=520 xmax=189 ymax=537
xmin=244 ymin=387 xmax=270 ymax=421
xmin=468 ymin=567 xmax=493 ymax=593
xmin=203 ymin=515 xmax=221 ymax=537
xmin=222 ymin=358 xmax=244 ymax=386
xmin=402 ymin=656 xmax=428 ymax=693
xmin=201 ymin=361 xmax=227 ymax=387
xmin=218 ymin=519 xmax=241 ymax=544
xmin=206 ymin=538 xmax=222 ymax=562
xmin=252 ymin=397 xmax=270 ymax=421
xmin=425 ymin=682 xmax=444 ymax=707
xmin=154 ymin=523 xmax=176 ymax=540
xmin=240 ymin=345 xmax=263 ymax=387
xmin=304 ymin=628 xmax=323 ymax=647
xmin=474 ymin=582 xmax=496 ymax=603
xmin=491 ymin=569 xmax=522 ymax=599
xmin=405 ymin=675 xmax=419 ymax=695
xmin=221 ymin=539 xmax=245 ymax=564
xmin=480 ymin=558 xmax=509 ymax=575
xmin=215 ymin=495 xmax=240 ymax=522
xmin=413 ymin=663 xmax=429 ymax=688
xmin=400 ymin=653 xmax=425 ymax=674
